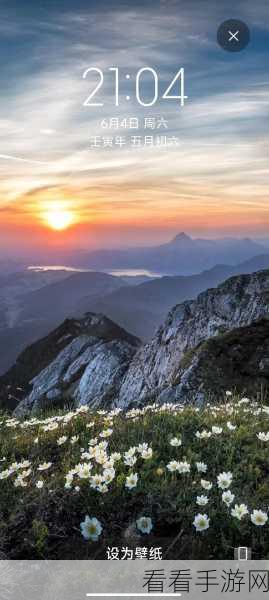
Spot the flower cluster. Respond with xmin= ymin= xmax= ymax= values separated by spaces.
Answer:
xmin=0 ymin=395 xmax=268 ymax=553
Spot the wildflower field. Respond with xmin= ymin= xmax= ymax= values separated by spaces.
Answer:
xmin=0 ymin=396 xmax=268 ymax=559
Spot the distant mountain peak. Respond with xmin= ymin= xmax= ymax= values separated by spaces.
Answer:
xmin=170 ymin=232 xmax=192 ymax=245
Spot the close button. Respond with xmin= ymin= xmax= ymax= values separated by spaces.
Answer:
xmin=217 ymin=19 xmax=250 ymax=52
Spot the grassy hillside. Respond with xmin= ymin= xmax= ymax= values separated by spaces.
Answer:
xmin=0 ymin=396 xmax=268 ymax=559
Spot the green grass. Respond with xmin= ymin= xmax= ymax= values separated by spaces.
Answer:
xmin=0 ymin=397 xmax=268 ymax=559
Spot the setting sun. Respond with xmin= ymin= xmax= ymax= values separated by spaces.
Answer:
xmin=43 ymin=205 xmax=75 ymax=231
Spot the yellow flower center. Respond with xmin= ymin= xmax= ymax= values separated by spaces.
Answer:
xmin=141 ymin=519 xmax=147 ymax=528
xmin=88 ymin=524 xmax=97 ymax=535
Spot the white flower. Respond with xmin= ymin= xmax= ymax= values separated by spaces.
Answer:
xmin=238 ymin=397 xmax=250 ymax=404
xmin=137 ymin=443 xmax=148 ymax=454
xmin=170 ymin=437 xmax=182 ymax=447
xmin=80 ymin=516 xmax=102 ymax=541
xmin=14 ymin=476 xmax=28 ymax=488
xmin=178 ymin=461 xmax=191 ymax=474
xmin=10 ymin=462 xmax=19 ymax=473
xmin=212 ymin=426 xmax=223 ymax=435
xmin=38 ymin=462 xmax=52 ymax=471
xmin=196 ymin=462 xmax=207 ymax=473
xmin=36 ymin=480 xmax=44 ymax=489
xmin=57 ymin=436 xmax=68 ymax=446
xmin=250 ymin=509 xmax=268 ymax=527
xmin=231 ymin=503 xmax=249 ymax=520
xmin=110 ymin=452 xmax=121 ymax=462
xmin=65 ymin=474 xmax=74 ymax=489
xmin=102 ymin=467 xmax=115 ymax=484
xmin=227 ymin=421 xmax=236 ymax=431
xmin=0 ymin=469 xmax=11 ymax=480
xmin=124 ymin=452 xmax=137 ymax=467
xmin=222 ymin=490 xmax=235 ymax=506
xmin=70 ymin=435 xmax=79 ymax=444
xmin=201 ymin=479 xmax=213 ymax=491
xmin=99 ymin=429 xmax=113 ymax=438
xmin=217 ymin=472 xmax=233 ymax=490
xmin=103 ymin=458 xmax=114 ymax=469
xmin=125 ymin=473 xmax=138 ymax=489
xmin=43 ymin=422 xmax=58 ymax=432
xmin=77 ymin=405 xmax=90 ymax=414
xmin=90 ymin=474 xmax=104 ymax=489
xmin=167 ymin=460 xmax=180 ymax=472
xmin=97 ymin=483 xmax=109 ymax=494
xmin=257 ymin=432 xmax=269 ymax=442
xmin=78 ymin=463 xmax=92 ymax=479
xmin=98 ymin=441 xmax=108 ymax=450
xmin=136 ymin=516 xmax=153 ymax=534
xmin=95 ymin=451 xmax=108 ymax=466
xmin=196 ymin=430 xmax=212 ymax=440
xmin=125 ymin=446 xmax=136 ymax=456
xmin=6 ymin=419 xmax=19 ymax=428
xmin=21 ymin=469 xmax=32 ymax=478
xmin=81 ymin=452 xmax=92 ymax=461
xmin=225 ymin=391 xmax=232 ymax=397
xmin=196 ymin=495 xmax=209 ymax=506
xmin=193 ymin=514 xmax=210 ymax=532
xmin=19 ymin=460 xmax=31 ymax=469
xmin=141 ymin=448 xmax=153 ymax=460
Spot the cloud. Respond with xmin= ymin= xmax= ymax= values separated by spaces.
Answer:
xmin=0 ymin=0 xmax=268 ymax=239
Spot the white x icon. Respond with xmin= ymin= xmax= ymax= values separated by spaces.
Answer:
xmin=228 ymin=30 xmax=240 ymax=42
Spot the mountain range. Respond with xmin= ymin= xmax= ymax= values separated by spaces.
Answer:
xmin=3 ymin=268 xmax=269 ymax=416
xmin=1 ymin=249 xmax=269 ymax=374
xmin=69 ymin=232 xmax=265 ymax=275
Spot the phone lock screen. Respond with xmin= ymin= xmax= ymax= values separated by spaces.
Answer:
xmin=0 ymin=0 xmax=268 ymax=595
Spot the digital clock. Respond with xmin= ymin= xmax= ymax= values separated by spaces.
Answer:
xmin=82 ymin=67 xmax=188 ymax=107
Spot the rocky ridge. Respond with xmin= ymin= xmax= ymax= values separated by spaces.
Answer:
xmin=118 ymin=270 xmax=269 ymax=406
xmin=5 ymin=313 xmax=140 ymax=416
xmin=4 ymin=270 xmax=269 ymax=415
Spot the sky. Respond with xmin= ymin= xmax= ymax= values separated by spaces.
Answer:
xmin=0 ymin=0 xmax=268 ymax=255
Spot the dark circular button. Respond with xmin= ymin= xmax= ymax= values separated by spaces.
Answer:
xmin=217 ymin=19 xmax=250 ymax=52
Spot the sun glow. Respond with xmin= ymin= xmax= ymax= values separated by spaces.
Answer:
xmin=43 ymin=205 xmax=75 ymax=231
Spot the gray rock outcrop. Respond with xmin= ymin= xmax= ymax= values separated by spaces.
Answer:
xmin=12 ymin=313 xmax=140 ymax=416
xmin=118 ymin=270 xmax=269 ymax=407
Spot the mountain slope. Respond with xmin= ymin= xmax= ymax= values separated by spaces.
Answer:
xmin=19 ymin=271 xmax=128 ymax=322
xmin=81 ymin=254 xmax=269 ymax=340
xmin=118 ymin=270 xmax=269 ymax=407
xmin=169 ymin=318 xmax=269 ymax=404
xmin=0 ymin=313 xmax=140 ymax=414
xmin=0 ymin=268 xmax=71 ymax=328
xmin=85 ymin=266 xmax=232 ymax=337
